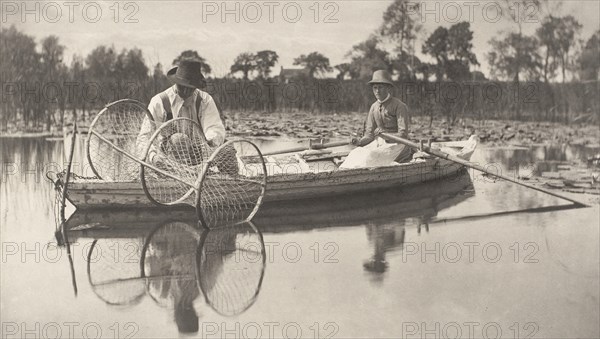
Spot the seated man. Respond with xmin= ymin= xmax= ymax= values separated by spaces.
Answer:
xmin=342 ymin=70 xmax=412 ymax=168
xmin=138 ymin=59 xmax=238 ymax=175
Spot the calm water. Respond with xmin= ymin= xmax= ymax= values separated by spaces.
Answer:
xmin=1 ymin=137 xmax=599 ymax=339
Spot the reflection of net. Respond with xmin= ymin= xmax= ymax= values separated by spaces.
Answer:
xmin=87 ymin=99 xmax=155 ymax=181
xmin=197 ymin=140 xmax=267 ymax=229
xmin=197 ymin=222 xmax=265 ymax=316
xmin=141 ymin=118 xmax=211 ymax=206
xmin=141 ymin=221 xmax=201 ymax=308
xmin=87 ymin=239 xmax=145 ymax=306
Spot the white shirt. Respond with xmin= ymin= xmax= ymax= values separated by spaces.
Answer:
xmin=136 ymin=86 xmax=226 ymax=162
xmin=147 ymin=85 xmax=225 ymax=144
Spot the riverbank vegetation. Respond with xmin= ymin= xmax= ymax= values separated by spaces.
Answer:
xmin=1 ymin=0 xmax=598 ymax=134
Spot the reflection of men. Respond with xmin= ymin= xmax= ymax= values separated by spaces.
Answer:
xmin=137 ymin=60 xmax=226 ymax=165
xmin=145 ymin=223 xmax=202 ymax=334
xmin=351 ymin=70 xmax=412 ymax=163
xmin=364 ymin=222 xmax=406 ymax=275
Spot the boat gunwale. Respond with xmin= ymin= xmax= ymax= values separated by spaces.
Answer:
xmin=67 ymin=138 xmax=476 ymax=187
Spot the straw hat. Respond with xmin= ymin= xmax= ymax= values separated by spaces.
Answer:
xmin=367 ymin=70 xmax=394 ymax=86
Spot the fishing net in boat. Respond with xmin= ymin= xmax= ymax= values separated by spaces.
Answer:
xmin=87 ymin=99 xmax=155 ymax=180
xmin=140 ymin=119 xmax=267 ymax=228
xmin=86 ymin=238 xmax=146 ymax=306
xmin=195 ymin=140 xmax=267 ymax=229
xmin=140 ymin=221 xmax=201 ymax=308
xmin=140 ymin=118 xmax=211 ymax=207
xmin=197 ymin=222 xmax=265 ymax=316
xmin=87 ymin=100 xmax=267 ymax=228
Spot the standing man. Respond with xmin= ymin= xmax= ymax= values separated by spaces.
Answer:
xmin=138 ymin=59 xmax=226 ymax=165
xmin=351 ymin=70 xmax=412 ymax=163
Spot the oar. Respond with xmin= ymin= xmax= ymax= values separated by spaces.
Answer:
xmin=261 ymin=139 xmax=351 ymax=156
xmin=429 ymin=203 xmax=586 ymax=225
xmin=379 ymin=132 xmax=589 ymax=207
xmin=60 ymin=122 xmax=77 ymax=222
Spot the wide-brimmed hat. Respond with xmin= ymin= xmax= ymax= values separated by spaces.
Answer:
xmin=167 ymin=60 xmax=206 ymax=89
xmin=368 ymin=70 xmax=394 ymax=86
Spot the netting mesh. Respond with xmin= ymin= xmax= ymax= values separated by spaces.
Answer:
xmin=196 ymin=140 xmax=267 ymax=229
xmin=86 ymin=238 xmax=146 ymax=306
xmin=86 ymin=99 xmax=267 ymax=227
xmin=197 ymin=222 xmax=265 ymax=316
xmin=141 ymin=221 xmax=201 ymax=308
xmin=141 ymin=118 xmax=211 ymax=206
xmin=87 ymin=99 xmax=155 ymax=181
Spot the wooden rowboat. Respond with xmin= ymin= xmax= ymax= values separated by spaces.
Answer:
xmin=58 ymin=136 xmax=478 ymax=210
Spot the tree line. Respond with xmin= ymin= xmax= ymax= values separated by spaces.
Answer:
xmin=1 ymin=0 xmax=599 ymax=132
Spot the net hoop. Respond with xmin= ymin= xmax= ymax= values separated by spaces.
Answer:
xmin=86 ymin=239 xmax=146 ymax=307
xmin=140 ymin=117 xmax=208 ymax=207
xmin=195 ymin=139 xmax=267 ymax=229
xmin=86 ymin=99 xmax=154 ymax=180
xmin=196 ymin=221 xmax=266 ymax=316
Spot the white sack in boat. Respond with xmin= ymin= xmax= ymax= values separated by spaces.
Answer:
xmin=340 ymin=137 xmax=405 ymax=169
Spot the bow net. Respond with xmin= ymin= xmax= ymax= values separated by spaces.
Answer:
xmin=140 ymin=118 xmax=211 ymax=206
xmin=86 ymin=99 xmax=268 ymax=228
xmin=87 ymin=99 xmax=155 ymax=181
xmin=196 ymin=140 xmax=267 ymax=229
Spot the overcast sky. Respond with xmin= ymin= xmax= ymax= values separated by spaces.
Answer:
xmin=4 ymin=0 xmax=599 ymax=77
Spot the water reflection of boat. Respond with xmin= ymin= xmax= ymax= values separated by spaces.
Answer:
xmin=65 ymin=172 xmax=474 ymax=238
xmin=66 ymin=176 xmax=473 ymax=329
xmin=83 ymin=221 xmax=265 ymax=334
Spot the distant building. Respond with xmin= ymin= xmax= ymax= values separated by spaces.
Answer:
xmin=279 ymin=66 xmax=310 ymax=82
xmin=470 ymin=71 xmax=487 ymax=81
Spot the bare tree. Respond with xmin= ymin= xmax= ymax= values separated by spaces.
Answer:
xmin=579 ymin=30 xmax=600 ymax=81
xmin=554 ymin=16 xmax=582 ymax=83
xmin=334 ymin=63 xmax=352 ymax=80
xmin=293 ymin=52 xmax=332 ymax=78
xmin=40 ymin=35 xmax=66 ymax=128
xmin=379 ymin=0 xmax=422 ymax=77
xmin=422 ymin=27 xmax=448 ymax=81
xmin=536 ymin=16 xmax=561 ymax=83
xmin=230 ymin=52 xmax=257 ymax=80
xmin=346 ymin=36 xmax=391 ymax=80
xmin=487 ymin=33 xmax=542 ymax=81
xmin=255 ymin=50 xmax=279 ymax=78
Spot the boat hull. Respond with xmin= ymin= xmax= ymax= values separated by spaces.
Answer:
xmin=62 ymin=137 xmax=477 ymax=209
xmin=65 ymin=173 xmax=475 ymax=239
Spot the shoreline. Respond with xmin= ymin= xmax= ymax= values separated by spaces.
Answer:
xmin=0 ymin=132 xmax=62 ymax=139
xmin=2 ymin=114 xmax=599 ymax=147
